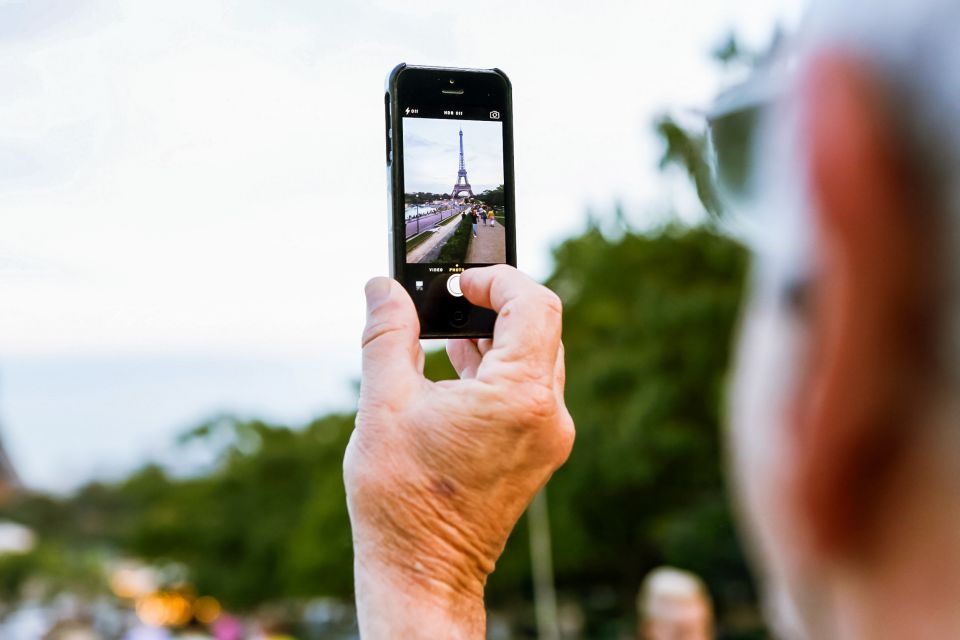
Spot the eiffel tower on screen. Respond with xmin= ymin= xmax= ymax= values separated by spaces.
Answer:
xmin=450 ymin=128 xmax=474 ymax=199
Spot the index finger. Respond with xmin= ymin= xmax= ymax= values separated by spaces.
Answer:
xmin=459 ymin=265 xmax=563 ymax=372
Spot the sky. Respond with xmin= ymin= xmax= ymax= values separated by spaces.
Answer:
xmin=403 ymin=118 xmax=503 ymax=196
xmin=0 ymin=0 xmax=806 ymax=491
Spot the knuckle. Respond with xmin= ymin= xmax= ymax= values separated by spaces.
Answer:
xmin=555 ymin=360 xmax=567 ymax=389
xmin=343 ymin=436 xmax=389 ymax=501
xmin=540 ymin=289 xmax=564 ymax=317
xmin=342 ymin=436 xmax=365 ymax=491
xmin=344 ymin=416 xmax=390 ymax=491
xmin=361 ymin=314 xmax=408 ymax=350
xmin=553 ymin=412 xmax=576 ymax=464
xmin=488 ymin=263 xmax=513 ymax=278
xmin=517 ymin=383 xmax=559 ymax=424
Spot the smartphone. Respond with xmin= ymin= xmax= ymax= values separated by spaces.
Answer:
xmin=385 ymin=64 xmax=517 ymax=338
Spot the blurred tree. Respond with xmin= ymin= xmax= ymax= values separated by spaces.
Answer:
xmin=475 ymin=184 xmax=505 ymax=208
xmin=712 ymin=33 xmax=747 ymax=66
xmin=0 ymin=223 xmax=755 ymax=637
xmin=655 ymin=117 xmax=724 ymax=220
xmin=126 ymin=415 xmax=357 ymax=608
xmin=405 ymin=192 xmax=448 ymax=205
xmin=712 ymin=29 xmax=786 ymax=69
xmin=482 ymin=223 xmax=754 ymax=637
xmin=0 ymin=416 xmax=356 ymax=610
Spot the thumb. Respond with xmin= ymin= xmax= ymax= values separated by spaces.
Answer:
xmin=361 ymin=277 xmax=423 ymax=405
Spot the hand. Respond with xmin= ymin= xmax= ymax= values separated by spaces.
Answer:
xmin=344 ymin=265 xmax=574 ymax=639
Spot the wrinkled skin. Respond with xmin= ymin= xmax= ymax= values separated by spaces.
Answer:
xmin=344 ymin=266 xmax=574 ymax=638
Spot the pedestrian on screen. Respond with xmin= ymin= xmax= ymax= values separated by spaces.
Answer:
xmin=471 ymin=210 xmax=479 ymax=237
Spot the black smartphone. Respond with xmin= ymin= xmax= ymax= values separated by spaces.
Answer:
xmin=385 ymin=64 xmax=517 ymax=338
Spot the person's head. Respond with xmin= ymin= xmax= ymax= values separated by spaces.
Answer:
xmin=637 ymin=567 xmax=713 ymax=640
xmin=726 ymin=0 xmax=960 ymax=636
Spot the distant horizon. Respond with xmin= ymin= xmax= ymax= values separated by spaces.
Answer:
xmin=0 ymin=352 xmax=358 ymax=494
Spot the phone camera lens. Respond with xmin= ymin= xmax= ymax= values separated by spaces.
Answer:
xmin=449 ymin=78 xmax=455 ymax=84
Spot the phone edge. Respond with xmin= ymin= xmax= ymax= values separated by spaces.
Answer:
xmin=385 ymin=64 xmax=515 ymax=340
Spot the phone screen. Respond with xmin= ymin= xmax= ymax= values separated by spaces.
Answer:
xmin=399 ymin=104 xmax=509 ymax=319
xmin=389 ymin=66 xmax=514 ymax=337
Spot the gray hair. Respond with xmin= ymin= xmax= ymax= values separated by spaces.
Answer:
xmin=751 ymin=0 xmax=960 ymax=284
xmin=729 ymin=2 xmax=960 ymax=636
xmin=637 ymin=566 xmax=711 ymax=621
xmin=800 ymin=0 xmax=960 ymax=370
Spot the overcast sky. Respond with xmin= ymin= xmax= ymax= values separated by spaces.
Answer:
xmin=403 ymin=118 xmax=503 ymax=196
xmin=0 ymin=0 xmax=806 ymax=491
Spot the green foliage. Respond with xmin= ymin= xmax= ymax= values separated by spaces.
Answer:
xmin=0 ymin=223 xmax=755 ymax=635
xmin=0 ymin=552 xmax=38 ymax=602
xmin=655 ymin=117 xmax=724 ymax=219
xmin=711 ymin=30 xmax=786 ymax=69
xmin=475 ymin=184 xmax=505 ymax=208
xmin=712 ymin=33 xmax=746 ymax=65
xmin=436 ymin=215 xmax=472 ymax=263
xmin=486 ymin=223 xmax=753 ymax=635
xmin=1 ymin=415 xmax=356 ymax=610
xmin=140 ymin=415 xmax=355 ymax=608
xmin=0 ymin=544 xmax=107 ymax=603
xmin=405 ymin=192 xmax=447 ymax=205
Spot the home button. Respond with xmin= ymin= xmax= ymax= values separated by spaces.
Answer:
xmin=450 ymin=308 xmax=469 ymax=328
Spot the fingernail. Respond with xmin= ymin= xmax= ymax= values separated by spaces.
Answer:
xmin=364 ymin=277 xmax=391 ymax=312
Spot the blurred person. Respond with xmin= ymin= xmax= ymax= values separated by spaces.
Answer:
xmin=487 ymin=209 xmax=496 ymax=227
xmin=345 ymin=0 xmax=960 ymax=637
xmin=637 ymin=567 xmax=713 ymax=640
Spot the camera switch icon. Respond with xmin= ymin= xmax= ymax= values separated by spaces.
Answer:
xmin=489 ymin=110 xmax=500 ymax=120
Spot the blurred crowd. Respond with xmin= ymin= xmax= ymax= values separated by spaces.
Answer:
xmin=0 ymin=563 xmax=717 ymax=640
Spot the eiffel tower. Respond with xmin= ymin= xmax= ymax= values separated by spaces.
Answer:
xmin=450 ymin=128 xmax=474 ymax=199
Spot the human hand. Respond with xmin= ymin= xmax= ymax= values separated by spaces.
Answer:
xmin=344 ymin=265 xmax=574 ymax=639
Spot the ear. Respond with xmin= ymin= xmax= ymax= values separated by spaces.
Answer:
xmin=791 ymin=52 xmax=940 ymax=557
